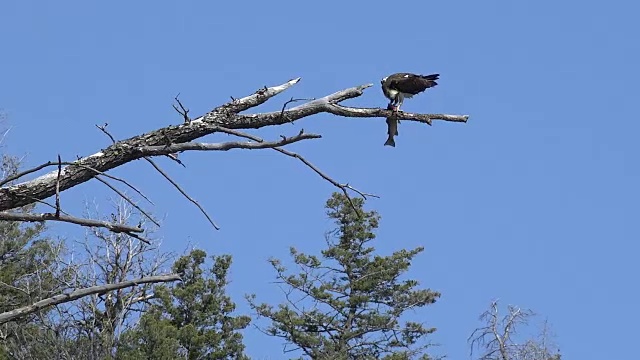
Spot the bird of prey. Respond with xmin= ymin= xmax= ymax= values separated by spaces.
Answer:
xmin=381 ymin=72 xmax=440 ymax=112
xmin=380 ymin=72 xmax=440 ymax=147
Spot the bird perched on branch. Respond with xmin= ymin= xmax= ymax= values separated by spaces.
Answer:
xmin=381 ymin=72 xmax=440 ymax=146
xmin=381 ymin=72 xmax=439 ymax=112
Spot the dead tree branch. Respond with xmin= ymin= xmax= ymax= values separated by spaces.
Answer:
xmin=1 ymin=160 xmax=153 ymax=205
xmin=0 ymin=274 xmax=181 ymax=324
xmin=172 ymin=93 xmax=191 ymax=123
xmin=143 ymin=157 xmax=220 ymax=230
xmin=134 ymin=131 xmax=321 ymax=155
xmin=92 ymin=175 xmax=160 ymax=227
xmin=468 ymin=300 xmax=535 ymax=360
xmin=0 ymin=162 xmax=52 ymax=187
xmin=209 ymin=127 xmax=377 ymax=215
xmin=96 ymin=123 xmax=116 ymax=143
xmin=0 ymin=212 xmax=143 ymax=234
xmin=232 ymin=83 xmax=469 ymax=128
xmin=0 ymin=78 xmax=468 ymax=217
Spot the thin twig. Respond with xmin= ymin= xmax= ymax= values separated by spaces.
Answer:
xmin=0 ymin=162 xmax=53 ymax=187
xmin=79 ymin=166 xmax=154 ymax=205
xmin=0 ymin=280 xmax=30 ymax=296
xmin=55 ymin=155 xmax=62 ymax=217
xmin=212 ymin=127 xmax=378 ymax=216
xmin=165 ymin=153 xmax=186 ymax=167
xmin=123 ymin=232 xmax=152 ymax=245
xmin=158 ymin=130 xmax=186 ymax=166
xmin=162 ymin=129 xmax=185 ymax=168
xmin=275 ymin=147 xmax=371 ymax=218
xmin=172 ymin=93 xmax=191 ymax=124
xmin=280 ymin=97 xmax=315 ymax=123
xmin=68 ymin=163 xmax=154 ymax=205
xmin=0 ymin=127 xmax=11 ymax=146
xmin=26 ymin=196 xmax=71 ymax=215
xmin=95 ymin=123 xmax=116 ymax=143
xmin=143 ymin=157 xmax=220 ymax=230
xmin=92 ymin=176 xmax=160 ymax=227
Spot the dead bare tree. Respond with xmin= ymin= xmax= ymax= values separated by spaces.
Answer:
xmin=0 ymin=78 xmax=468 ymax=320
xmin=62 ymin=200 xmax=173 ymax=358
xmin=468 ymin=300 xmax=561 ymax=360
xmin=0 ymin=200 xmax=175 ymax=359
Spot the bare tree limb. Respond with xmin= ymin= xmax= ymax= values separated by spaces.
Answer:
xmin=325 ymin=105 xmax=469 ymax=126
xmin=122 ymin=231 xmax=152 ymax=245
xmin=92 ymin=172 xmax=154 ymax=206
xmin=92 ymin=175 xmax=160 ymax=227
xmin=270 ymin=145 xmax=376 ymax=217
xmin=0 ymin=78 xmax=468 ymax=212
xmin=143 ymin=157 xmax=220 ymax=230
xmin=0 ymin=212 xmax=144 ymax=235
xmin=0 ymin=162 xmax=53 ymax=187
xmin=209 ymin=127 xmax=378 ymax=215
xmin=217 ymin=77 xmax=301 ymax=113
xmin=0 ymin=274 xmax=181 ymax=324
xmin=1 ymin=160 xmax=154 ymax=205
xmin=134 ymin=131 xmax=321 ymax=155
xmin=231 ymin=83 xmax=469 ymax=128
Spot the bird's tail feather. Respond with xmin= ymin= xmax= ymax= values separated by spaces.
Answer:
xmin=422 ymin=73 xmax=440 ymax=81
xmin=421 ymin=73 xmax=439 ymax=87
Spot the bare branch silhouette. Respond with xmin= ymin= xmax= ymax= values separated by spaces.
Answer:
xmin=0 ymin=78 xmax=468 ymax=232
xmin=0 ymin=274 xmax=181 ymax=324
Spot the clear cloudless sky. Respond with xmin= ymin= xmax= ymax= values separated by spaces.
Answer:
xmin=1 ymin=1 xmax=638 ymax=359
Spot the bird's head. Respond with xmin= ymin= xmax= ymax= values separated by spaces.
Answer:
xmin=381 ymin=76 xmax=388 ymax=85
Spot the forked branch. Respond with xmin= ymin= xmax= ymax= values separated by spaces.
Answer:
xmin=468 ymin=300 xmax=534 ymax=360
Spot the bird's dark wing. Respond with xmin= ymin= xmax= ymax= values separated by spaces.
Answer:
xmin=389 ymin=73 xmax=440 ymax=95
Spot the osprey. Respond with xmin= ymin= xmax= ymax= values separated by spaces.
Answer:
xmin=381 ymin=72 xmax=440 ymax=147
xmin=381 ymin=72 xmax=440 ymax=112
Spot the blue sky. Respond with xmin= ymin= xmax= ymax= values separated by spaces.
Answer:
xmin=1 ymin=0 xmax=638 ymax=358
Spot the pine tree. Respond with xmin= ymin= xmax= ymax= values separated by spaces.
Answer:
xmin=0 ymin=154 xmax=70 ymax=359
xmin=248 ymin=192 xmax=440 ymax=359
xmin=118 ymin=250 xmax=250 ymax=359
